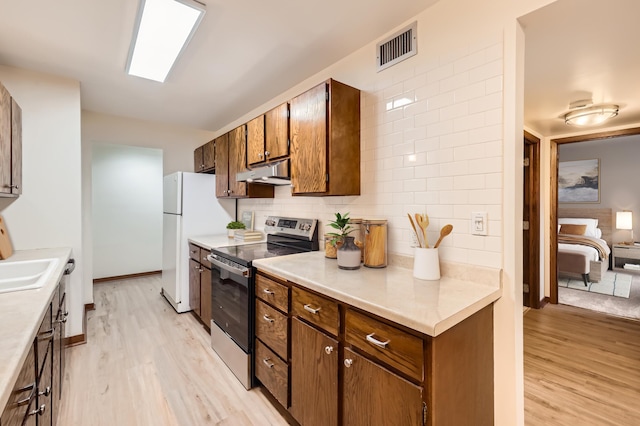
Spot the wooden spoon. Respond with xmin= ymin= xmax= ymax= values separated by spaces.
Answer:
xmin=407 ymin=213 xmax=422 ymax=248
xmin=415 ymin=214 xmax=429 ymax=248
xmin=434 ymin=224 xmax=453 ymax=248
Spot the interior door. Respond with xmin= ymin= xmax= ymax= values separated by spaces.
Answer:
xmin=523 ymin=132 xmax=541 ymax=308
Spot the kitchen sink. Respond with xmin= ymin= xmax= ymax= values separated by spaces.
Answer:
xmin=0 ymin=258 xmax=60 ymax=294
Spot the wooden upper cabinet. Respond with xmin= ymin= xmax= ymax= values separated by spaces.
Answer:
xmin=10 ymin=98 xmax=21 ymax=195
xmin=265 ymin=103 xmax=289 ymax=162
xmin=194 ymin=140 xmax=215 ymax=173
xmin=247 ymin=115 xmax=266 ymax=165
xmin=290 ymin=79 xmax=360 ymax=196
xmin=248 ymin=104 xmax=289 ymax=167
xmin=0 ymin=82 xmax=11 ymax=196
xmin=0 ymin=82 xmax=21 ymax=197
xmin=194 ymin=146 xmax=204 ymax=172
xmin=216 ymin=128 xmax=273 ymax=199
xmin=228 ymin=125 xmax=248 ymax=197
xmin=215 ymin=133 xmax=230 ymax=197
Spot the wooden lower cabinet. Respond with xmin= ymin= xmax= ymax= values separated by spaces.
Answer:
xmin=290 ymin=317 xmax=339 ymax=426
xmin=343 ymin=348 xmax=423 ymax=426
xmin=1 ymin=343 xmax=36 ymax=426
xmin=188 ymin=244 xmax=212 ymax=330
xmin=188 ymin=258 xmax=202 ymax=317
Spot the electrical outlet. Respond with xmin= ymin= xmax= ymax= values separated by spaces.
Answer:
xmin=471 ymin=212 xmax=488 ymax=236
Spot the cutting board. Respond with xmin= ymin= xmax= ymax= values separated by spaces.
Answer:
xmin=0 ymin=215 xmax=13 ymax=259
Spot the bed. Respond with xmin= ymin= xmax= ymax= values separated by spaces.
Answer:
xmin=557 ymin=208 xmax=612 ymax=285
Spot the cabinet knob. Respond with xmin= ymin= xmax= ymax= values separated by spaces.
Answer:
xmin=28 ymin=404 xmax=46 ymax=417
xmin=263 ymin=314 xmax=275 ymax=323
xmin=258 ymin=153 xmax=263 ymax=158
xmin=265 ymin=150 xmax=270 ymax=157
xmin=263 ymin=288 xmax=275 ymax=295
xmin=344 ymin=358 xmax=353 ymax=368
xmin=39 ymin=386 xmax=51 ymax=397
xmin=9 ymin=184 xmax=19 ymax=189
xmin=324 ymin=345 xmax=334 ymax=355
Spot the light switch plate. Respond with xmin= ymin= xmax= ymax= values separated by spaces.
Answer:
xmin=471 ymin=211 xmax=488 ymax=236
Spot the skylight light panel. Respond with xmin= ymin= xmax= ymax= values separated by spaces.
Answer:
xmin=127 ymin=0 xmax=206 ymax=83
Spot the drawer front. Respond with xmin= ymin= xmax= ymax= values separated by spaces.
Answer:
xmin=256 ymin=274 xmax=289 ymax=312
xmin=291 ymin=286 xmax=339 ymax=336
xmin=345 ymin=309 xmax=424 ymax=381
xmin=188 ymin=243 xmax=201 ymax=261
xmin=254 ymin=339 xmax=289 ymax=407
xmin=615 ymin=246 xmax=640 ymax=261
xmin=200 ymin=248 xmax=212 ymax=269
xmin=255 ymin=300 xmax=288 ymax=359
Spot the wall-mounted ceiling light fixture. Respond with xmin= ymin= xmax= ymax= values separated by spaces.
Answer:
xmin=126 ymin=0 xmax=206 ymax=83
xmin=564 ymin=99 xmax=619 ymax=126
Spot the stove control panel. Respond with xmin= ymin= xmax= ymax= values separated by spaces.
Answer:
xmin=264 ymin=216 xmax=318 ymax=241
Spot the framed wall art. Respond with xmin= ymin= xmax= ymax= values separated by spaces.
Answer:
xmin=558 ymin=159 xmax=600 ymax=203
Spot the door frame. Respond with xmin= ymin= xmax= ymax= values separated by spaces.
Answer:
xmin=524 ymin=131 xmax=541 ymax=308
xmin=549 ymin=126 xmax=640 ymax=303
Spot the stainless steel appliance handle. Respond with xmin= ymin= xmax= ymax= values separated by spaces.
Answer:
xmin=207 ymin=254 xmax=249 ymax=277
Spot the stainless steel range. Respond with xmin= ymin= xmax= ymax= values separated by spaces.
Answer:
xmin=207 ymin=216 xmax=319 ymax=389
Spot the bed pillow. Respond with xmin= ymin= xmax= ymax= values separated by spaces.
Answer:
xmin=559 ymin=224 xmax=587 ymax=235
xmin=558 ymin=218 xmax=599 ymax=238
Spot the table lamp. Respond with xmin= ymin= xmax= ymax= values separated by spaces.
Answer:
xmin=616 ymin=210 xmax=633 ymax=244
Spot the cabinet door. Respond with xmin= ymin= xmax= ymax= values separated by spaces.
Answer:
xmin=228 ymin=125 xmax=247 ymax=197
xmin=194 ymin=146 xmax=203 ymax=172
xmin=1 ymin=343 xmax=36 ymax=426
xmin=247 ymin=115 xmax=265 ymax=166
xmin=189 ymin=259 xmax=201 ymax=316
xmin=290 ymin=318 xmax=338 ymax=426
xmin=0 ymin=83 xmax=10 ymax=195
xmin=290 ymin=82 xmax=327 ymax=194
xmin=215 ymin=133 xmax=229 ymax=197
xmin=203 ymin=140 xmax=215 ymax=171
xmin=10 ymin=98 xmax=21 ymax=195
xmin=265 ymin=103 xmax=289 ymax=162
xmin=343 ymin=348 xmax=423 ymax=426
xmin=200 ymin=266 xmax=212 ymax=329
xmin=37 ymin=345 xmax=53 ymax=426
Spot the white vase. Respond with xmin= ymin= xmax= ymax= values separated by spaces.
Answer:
xmin=337 ymin=236 xmax=361 ymax=270
xmin=228 ymin=229 xmax=235 ymax=238
xmin=413 ymin=247 xmax=440 ymax=280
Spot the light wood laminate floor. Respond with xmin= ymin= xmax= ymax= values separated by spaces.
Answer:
xmin=524 ymin=303 xmax=640 ymax=425
xmin=57 ymin=275 xmax=289 ymax=425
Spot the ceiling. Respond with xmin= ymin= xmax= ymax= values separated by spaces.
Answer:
xmin=521 ymin=0 xmax=640 ymax=136
xmin=0 ymin=0 xmax=439 ymax=131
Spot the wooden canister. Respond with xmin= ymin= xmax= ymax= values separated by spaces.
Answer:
xmin=363 ymin=219 xmax=387 ymax=268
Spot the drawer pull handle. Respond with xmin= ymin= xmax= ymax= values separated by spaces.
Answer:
xmin=303 ymin=304 xmax=321 ymax=314
xmin=263 ymin=314 xmax=275 ymax=323
xmin=263 ymin=288 xmax=275 ymax=295
xmin=366 ymin=333 xmax=390 ymax=348
xmin=263 ymin=358 xmax=274 ymax=368
xmin=38 ymin=330 xmax=55 ymax=341
xmin=324 ymin=345 xmax=334 ymax=355
xmin=344 ymin=358 xmax=353 ymax=368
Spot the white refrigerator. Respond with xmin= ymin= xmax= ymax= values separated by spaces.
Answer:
xmin=161 ymin=171 xmax=235 ymax=313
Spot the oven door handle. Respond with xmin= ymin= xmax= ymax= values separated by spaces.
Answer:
xmin=207 ymin=254 xmax=250 ymax=277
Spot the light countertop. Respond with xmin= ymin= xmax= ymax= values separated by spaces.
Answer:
xmin=189 ymin=234 xmax=266 ymax=250
xmin=253 ymin=251 xmax=502 ymax=337
xmin=0 ymin=247 xmax=72 ymax=411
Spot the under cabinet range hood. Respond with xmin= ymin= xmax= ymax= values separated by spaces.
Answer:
xmin=236 ymin=159 xmax=290 ymax=185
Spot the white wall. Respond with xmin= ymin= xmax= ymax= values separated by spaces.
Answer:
xmin=0 ymin=65 xmax=84 ymax=338
xmin=81 ymin=111 xmax=215 ymax=301
xmin=91 ymin=143 xmax=163 ymax=279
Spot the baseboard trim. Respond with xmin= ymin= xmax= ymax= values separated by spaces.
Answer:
xmin=85 ymin=302 xmax=96 ymax=311
xmin=93 ymin=270 xmax=161 ymax=283
xmin=540 ymin=297 xmax=550 ymax=308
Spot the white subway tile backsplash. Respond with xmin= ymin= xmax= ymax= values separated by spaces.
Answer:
xmin=239 ymin=36 xmax=504 ymax=271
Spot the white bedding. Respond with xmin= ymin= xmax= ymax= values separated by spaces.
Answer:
xmin=558 ymin=236 xmax=611 ymax=262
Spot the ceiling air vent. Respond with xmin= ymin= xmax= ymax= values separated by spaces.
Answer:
xmin=376 ymin=22 xmax=417 ymax=72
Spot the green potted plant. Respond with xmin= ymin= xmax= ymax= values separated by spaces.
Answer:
xmin=326 ymin=212 xmax=360 ymax=269
xmin=226 ymin=220 xmax=246 ymax=238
